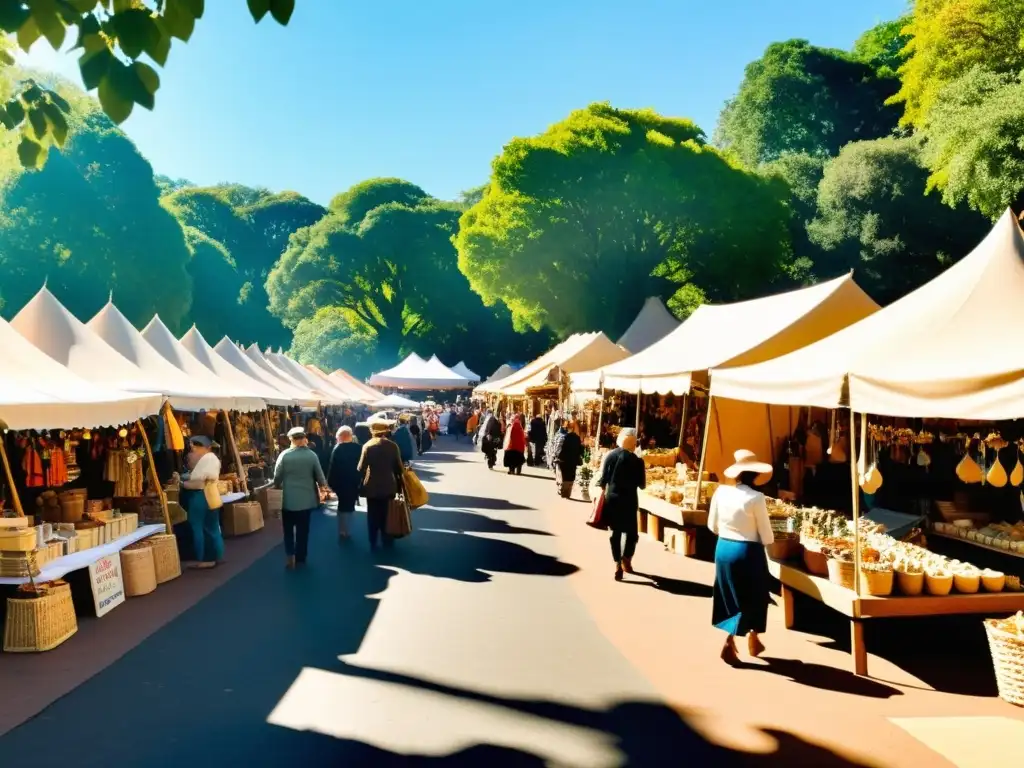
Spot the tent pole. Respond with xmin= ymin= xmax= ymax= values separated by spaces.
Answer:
xmin=677 ymin=393 xmax=689 ymax=451
xmin=850 ymin=411 xmax=863 ymax=597
xmin=263 ymin=408 xmax=279 ymax=459
xmin=137 ymin=418 xmax=171 ymax=535
xmin=766 ymin=404 xmax=775 ymax=465
xmin=694 ymin=394 xmax=714 ymax=508
xmin=594 ymin=379 xmax=606 ymax=453
xmin=634 ymin=378 xmax=642 ymax=436
xmin=0 ymin=433 xmax=25 ymax=517
xmin=223 ymin=410 xmax=249 ymax=496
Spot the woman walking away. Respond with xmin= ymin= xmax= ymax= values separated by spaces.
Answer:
xmin=181 ymin=436 xmax=223 ymax=570
xmin=503 ymin=413 xmax=527 ymax=475
xmin=275 ymin=427 xmax=328 ymax=569
xmin=480 ymin=410 xmax=502 ymax=469
xmin=328 ymin=426 xmax=362 ymax=541
xmin=552 ymin=422 xmax=583 ymax=498
xmin=708 ymin=449 xmax=775 ymax=664
xmin=358 ymin=421 xmax=405 ymax=550
xmin=528 ymin=412 xmax=547 ymax=467
xmin=393 ymin=414 xmax=416 ymax=464
xmin=598 ymin=428 xmax=646 ymax=580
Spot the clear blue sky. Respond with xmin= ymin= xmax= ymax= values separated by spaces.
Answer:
xmin=24 ymin=0 xmax=908 ymax=206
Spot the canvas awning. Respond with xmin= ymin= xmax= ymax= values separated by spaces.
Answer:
xmin=616 ymin=296 xmax=680 ymax=354
xmin=495 ymin=332 xmax=630 ymax=397
xmin=571 ymin=274 xmax=879 ymax=395
xmin=264 ymin=350 xmax=354 ymax=405
xmin=327 ymin=368 xmax=384 ymax=403
xmin=212 ymin=339 xmax=318 ymax=407
xmin=450 ymin=361 xmax=480 ymax=383
xmin=369 ymin=353 xmax=471 ymax=390
xmin=374 ymin=393 xmax=420 ymax=409
xmin=179 ymin=326 xmax=296 ymax=407
xmin=473 ymin=364 xmax=518 ymax=395
xmin=240 ymin=343 xmax=324 ymax=405
xmin=712 ymin=210 xmax=1024 ymax=420
xmin=304 ymin=364 xmax=379 ymax=404
xmin=0 ymin=314 xmax=162 ymax=430
xmin=89 ymin=302 xmax=254 ymax=412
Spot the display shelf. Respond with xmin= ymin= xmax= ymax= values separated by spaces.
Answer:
xmin=768 ymin=558 xmax=1024 ymax=677
xmin=0 ymin=524 xmax=164 ymax=586
xmin=930 ymin=529 xmax=1024 ymax=560
xmin=638 ymin=490 xmax=708 ymax=528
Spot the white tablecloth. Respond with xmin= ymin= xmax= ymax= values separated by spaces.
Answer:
xmin=0 ymin=524 xmax=165 ymax=585
xmin=221 ymin=492 xmax=246 ymax=505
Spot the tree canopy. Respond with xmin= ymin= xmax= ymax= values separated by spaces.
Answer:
xmin=851 ymin=17 xmax=912 ymax=80
xmin=0 ymin=79 xmax=192 ymax=328
xmin=456 ymin=102 xmax=794 ymax=338
xmin=807 ymin=137 xmax=989 ymax=304
xmin=162 ymin=183 xmax=325 ymax=346
xmin=714 ymin=40 xmax=901 ymax=168
xmin=0 ymin=1 xmax=296 ymax=169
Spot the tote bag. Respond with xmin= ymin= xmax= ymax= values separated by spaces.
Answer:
xmin=385 ymin=496 xmax=413 ymax=538
xmin=403 ymin=469 xmax=429 ymax=509
xmin=587 ymin=490 xmax=608 ymax=530
xmin=203 ymin=480 xmax=223 ymax=510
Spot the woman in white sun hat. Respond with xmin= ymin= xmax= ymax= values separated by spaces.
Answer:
xmin=708 ymin=448 xmax=775 ymax=665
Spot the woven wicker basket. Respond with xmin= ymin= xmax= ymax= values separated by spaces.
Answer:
xmin=859 ymin=568 xmax=894 ymax=596
xmin=826 ymin=558 xmax=856 ymax=590
xmin=149 ymin=534 xmax=181 ymax=583
xmin=896 ymin=571 xmax=924 ymax=596
xmin=984 ymin=619 xmax=1024 ymax=707
xmin=3 ymin=582 xmax=78 ymax=652
xmin=802 ymin=546 xmax=828 ymax=576
xmin=766 ymin=537 xmax=802 ymax=562
xmin=120 ymin=544 xmax=157 ymax=597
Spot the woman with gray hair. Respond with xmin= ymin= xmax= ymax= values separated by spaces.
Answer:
xmin=597 ymin=428 xmax=646 ymax=580
xmin=328 ymin=425 xmax=362 ymax=541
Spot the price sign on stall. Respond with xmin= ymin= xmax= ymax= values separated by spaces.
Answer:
xmin=88 ymin=555 xmax=125 ymax=618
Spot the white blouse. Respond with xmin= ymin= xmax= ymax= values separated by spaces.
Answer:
xmin=707 ymin=484 xmax=775 ymax=545
xmin=182 ymin=453 xmax=221 ymax=490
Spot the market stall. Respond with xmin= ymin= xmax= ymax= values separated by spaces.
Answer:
xmin=709 ymin=210 xmax=1024 ymax=680
xmin=615 ymin=296 xmax=680 ymax=354
xmin=450 ymin=361 xmax=481 ymax=384
xmin=369 ymin=353 xmax=472 ymax=391
xmin=472 ymin=363 xmax=519 ymax=396
xmin=304 ymin=364 xmax=379 ymax=405
xmin=325 ymin=366 xmax=384 ymax=403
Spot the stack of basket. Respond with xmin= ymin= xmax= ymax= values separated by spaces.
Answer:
xmin=3 ymin=580 xmax=77 ymax=652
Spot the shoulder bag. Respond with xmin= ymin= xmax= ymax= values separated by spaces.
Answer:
xmin=587 ymin=490 xmax=608 ymax=530
xmin=203 ymin=480 xmax=224 ymax=510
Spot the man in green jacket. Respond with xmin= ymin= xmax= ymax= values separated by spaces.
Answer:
xmin=274 ymin=426 xmax=328 ymax=569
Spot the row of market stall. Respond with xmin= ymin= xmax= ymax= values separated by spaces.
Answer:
xmin=475 ymin=210 xmax=1024 ymax=691
xmin=0 ymin=285 xmax=389 ymax=653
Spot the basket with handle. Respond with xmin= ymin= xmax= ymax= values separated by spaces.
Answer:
xmin=984 ymin=615 xmax=1024 ymax=707
xmin=120 ymin=543 xmax=157 ymax=597
xmin=3 ymin=580 xmax=78 ymax=652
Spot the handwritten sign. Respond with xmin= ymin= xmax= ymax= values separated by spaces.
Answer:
xmin=88 ymin=555 xmax=125 ymax=618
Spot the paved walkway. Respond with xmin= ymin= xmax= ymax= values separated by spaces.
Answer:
xmin=1 ymin=439 xmax=1021 ymax=766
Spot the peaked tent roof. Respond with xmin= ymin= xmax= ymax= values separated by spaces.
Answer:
xmin=327 ymin=368 xmax=384 ymax=402
xmin=264 ymin=351 xmax=353 ymax=405
xmin=450 ymin=361 xmax=480 ymax=382
xmin=616 ymin=296 xmax=680 ymax=354
xmin=305 ymin=364 xmax=378 ymax=404
xmin=88 ymin=303 xmax=243 ymax=412
xmin=179 ymin=327 xmax=295 ymax=407
xmin=571 ymin=273 xmax=879 ymax=395
xmin=374 ymin=393 xmax=420 ymax=409
xmin=239 ymin=343 xmax=323 ymax=404
xmin=11 ymin=287 xmax=175 ymax=398
xmin=369 ymin=353 xmax=471 ymax=390
xmin=496 ymin=332 xmax=631 ymax=396
xmin=212 ymin=339 xmax=318 ymax=407
xmin=712 ymin=210 xmax=1024 ymax=420
xmin=0 ymin=313 xmax=162 ymax=430
xmin=476 ymin=363 xmax=517 ymax=390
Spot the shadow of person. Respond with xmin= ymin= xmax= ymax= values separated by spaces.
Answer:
xmin=426 ymin=493 xmax=535 ymax=512
xmin=733 ymin=656 xmax=903 ymax=699
xmin=630 ymin=571 xmax=714 ymax=598
xmin=412 ymin=507 xmax=552 ymax=537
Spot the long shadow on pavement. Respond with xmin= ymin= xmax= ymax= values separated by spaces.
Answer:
xmin=414 ymin=506 xmax=553 ymax=537
xmin=426 ymin=492 xmax=535 ymax=512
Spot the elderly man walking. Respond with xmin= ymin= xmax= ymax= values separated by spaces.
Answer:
xmin=274 ymin=426 xmax=327 ymax=569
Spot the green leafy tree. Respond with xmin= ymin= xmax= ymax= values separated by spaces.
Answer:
xmin=920 ymin=67 xmax=1024 ymax=218
xmin=0 ymin=1 xmax=296 ymax=169
xmin=0 ymin=77 xmax=191 ymax=326
xmin=852 ymin=16 xmax=912 ymax=79
xmin=714 ymin=40 xmax=902 ymax=168
xmin=891 ymin=0 xmax=1024 ymax=128
xmin=162 ymin=183 xmax=325 ymax=346
xmin=807 ymin=136 xmax=989 ymax=304
xmin=456 ymin=102 xmax=795 ymax=339
xmin=759 ymin=152 xmax=827 ymax=283
xmin=290 ymin=306 xmax=379 ymax=380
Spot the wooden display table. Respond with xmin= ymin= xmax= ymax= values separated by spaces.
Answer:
xmin=638 ymin=491 xmax=708 ymax=557
xmin=769 ymin=558 xmax=1024 ymax=676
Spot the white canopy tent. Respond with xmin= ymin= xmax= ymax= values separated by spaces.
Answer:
xmin=374 ymin=393 xmax=420 ymax=409
xmin=241 ymin=343 xmax=323 ymax=404
xmin=570 ymin=273 xmax=879 ymax=395
xmin=304 ymin=364 xmax=379 ymax=404
xmin=450 ymin=361 xmax=480 ymax=383
xmin=327 ymin=368 xmax=384 ymax=402
xmin=712 ymin=210 xmax=1024 ymax=421
xmin=474 ymin=363 xmax=518 ymax=394
xmin=369 ymin=353 xmax=471 ymax=390
xmin=88 ymin=302 xmax=252 ymax=412
xmin=179 ymin=326 xmax=295 ymax=407
xmin=264 ymin=350 xmax=354 ymax=405
xmin=616 ymin=296 xmax=680 ymax=354
xmin=494 ymin=332 xmax=630 ymax=397
xmin=0 ymin=314 xmax=162 ymax=430
xmin=213 ymin=338 xmax=319 ymax=407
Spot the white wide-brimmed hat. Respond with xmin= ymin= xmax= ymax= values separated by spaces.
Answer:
xmin=722 ymin=449 xmax=773 ymax=480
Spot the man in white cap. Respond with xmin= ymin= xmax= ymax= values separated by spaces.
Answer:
xmin=274 ymin=426 xmax=328 ymax=569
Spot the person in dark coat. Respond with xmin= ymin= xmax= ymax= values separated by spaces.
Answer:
xmin=393 ymin=415 xmax=416 ymax=464
xmin=598 ymin=428 xmax=646 ymax=581
xmin=357 ymin=421 xmax=406 ymax=550
xmin=354 ymin=423 xmax=372 ymax=446
xmin=528 ymin=414 xmax=547 ymax=467
xmin=480 ymin=410 xmax=503 ymax=469
xmin=409 ymin=417 xmax=422 ymax=453
xmin=552 ymin=422 xmax=584 ymax=497
xmin=327 ymin=426 xmax=362 ymax=541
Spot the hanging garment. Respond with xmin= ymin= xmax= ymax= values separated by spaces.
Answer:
xmin=45 ymin=447 xmax=69 ymax=487
xmin=22 ymin=442 xmax=44 ymax=488
xmin=164 ymin=410 xmax=185 ymax=451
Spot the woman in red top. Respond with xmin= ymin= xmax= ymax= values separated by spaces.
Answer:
xmin=503 ymin=414 xmax=527 ymax=475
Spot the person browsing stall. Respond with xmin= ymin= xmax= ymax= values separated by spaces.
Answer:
xmin=180 ymin=435 xmax=224 ymax=570
xmin=274 ymin=426 xmax=328 ymax=569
